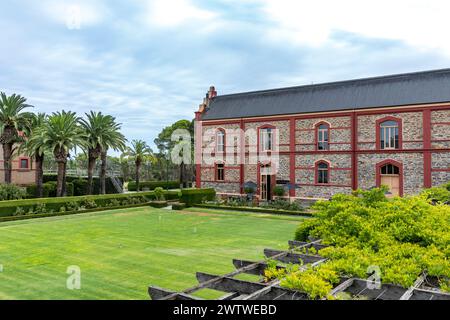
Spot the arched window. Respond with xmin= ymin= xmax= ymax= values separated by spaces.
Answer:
xmin=316 ymin=123 xmax=330 ymax=150
xmin=260 ymin=127 xmax=274 ymax=151
xmin=379 ymin=120 xmax=400 ymax=150
xmin=316 ymin=162 xmax=329 ymax=184
xmin=216 ymin=162 xmax=225 ymax=181
xmin=216 ymin=129 xmax=225 ymax=153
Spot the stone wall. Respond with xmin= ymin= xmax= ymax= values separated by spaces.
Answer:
xmin=357 ymin=153 xmax=424 ymax=195
xmin=357 ymin=112 xmax=423 ymax=150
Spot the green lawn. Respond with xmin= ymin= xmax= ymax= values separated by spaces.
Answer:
xmin=0 ymin=206 xmax=304 ymax=300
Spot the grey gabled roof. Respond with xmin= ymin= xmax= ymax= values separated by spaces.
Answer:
xmin=201 ymin=68 xmax=450 ymax=120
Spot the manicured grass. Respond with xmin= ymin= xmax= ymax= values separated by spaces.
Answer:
xmin=0 ymin=206 xmax=305 ymax=300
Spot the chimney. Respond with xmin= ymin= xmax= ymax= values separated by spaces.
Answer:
xmin=198 ymin=85 xmax=217 ymax=113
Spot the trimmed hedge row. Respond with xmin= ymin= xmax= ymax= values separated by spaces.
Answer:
xmin=43 ymin=174 xmax=124 ymax=195
xmin=26 ymin=181 xmax=74 ymax=198
xmin=0 ymin=190 xmax=180 ymax=217
xmin=0 ymin=202 xmax=152 ymax=223
xmin=127 ymin=180 xmax=180 ymax=191
xmin=195 ymin=203 xmax=312 ymax=217
xmin=180 ymin=188 xmax=216 ymax=206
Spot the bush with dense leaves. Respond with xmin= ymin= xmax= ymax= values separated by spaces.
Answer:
xmin=127 ymin=180 xmax=179 ymax=191
xmin=180 ymin=188 xmax=216 ymax=206
xmin=283 ymin=187 xmax=450 ymax=298
xmin=0 ymin=184 xmax=26 ymax=201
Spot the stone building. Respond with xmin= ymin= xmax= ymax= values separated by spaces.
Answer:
xmin=194 ymin=69 xmax=450 ymax=200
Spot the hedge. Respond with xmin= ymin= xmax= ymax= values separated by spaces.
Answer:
xmin=195 ymin=203 xmax=312 ymax=217
xmin=0 ymin=190 xmax=180 ymax=218
xmin=127 ymin=180 xmax=180 ymax=191
xmin=26 ymin=181 xmax=74 ymax=198
xmin=0 ymin=202 xmax=153 ymax=223
xmin=43 ymin=174 xmax=123 ymax=195
xmin=180 ymin=188 xmax=216 ymax=206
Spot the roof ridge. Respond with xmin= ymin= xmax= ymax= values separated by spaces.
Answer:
xmin=215 ymin=68 xmax=450 ymax=99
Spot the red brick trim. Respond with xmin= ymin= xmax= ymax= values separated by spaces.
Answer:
xmin=289 ymin=118 xmax=296 ymax=197
xmin=423 ymin=109 xmax=432 ymax=188
xmin=351 ymin=112 xmax=358 ymax=190
xmin=375 ymin=116 xmax=403 ymax=150
xmin=375 ymin=159 xmax=404 ymax=196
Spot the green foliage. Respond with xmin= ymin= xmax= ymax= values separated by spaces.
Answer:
xmin=180 ymin=188 xmax=216 ymax=206
xmin=0 ymin=184 xmax=26 ymax=201
xmin=171 ymin=202 xmax=186 ymax=210
xmin=273 ymin=186 xmax=285 ymax=197
xmin=153 ymin=187 xmax=165 ymax=201
xmin=284 ymin=186 xmax=450 ymax=296
xmin=128 ymin=180 xmax=179 ymax=192
xmin=44 ymin=175 xmax=123 ymax=195
xmin=244 ymin=186 xmax=255 ymax=194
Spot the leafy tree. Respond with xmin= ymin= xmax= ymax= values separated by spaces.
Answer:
xmin=123 ymin=140 xmax=154 ymax=192
xmin=0 ymin=92 xmax=34 ymax=183
xmin=34 ymin=111 xmax=85 ymax=197
xmin=21 ymin=113 xmax=47 ymax=197
xmin=154 ymin=119 xmax=194 ymax=187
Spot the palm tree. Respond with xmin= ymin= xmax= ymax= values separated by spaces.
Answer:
xmin=99 ymin=119 xmax=126 ymax=194
xmin=20 ymin=113 xmax=47 ymax=197
xmin=35 ymin=111 xmax=85 ymax=197
xmin=79 ymin=112 xmax=123 ymax=195
xmin=123 ymin=140 xmax=153 ymax=192
xmin=0 ymin=92 xmax=34 ymax=184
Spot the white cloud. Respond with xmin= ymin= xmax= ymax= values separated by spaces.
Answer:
xmin=145 ymin=0 xmax=217 ymax=27
xmin=39 ymin=0 xmax=108 ymax=28
xmin=261 ymin=0 xmax=450 ymax=53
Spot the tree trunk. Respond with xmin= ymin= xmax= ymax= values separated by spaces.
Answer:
xmin=87 ymin=150 xmax=96 ymax=195
xmin=35 ymin=153 xmax=44 ymax=198
xmin=135 ymin=161 xmax=141 ymax=192
xmin=179 ymin=162 xmax=186 ymax=188
xmin=56 ymin=161 xmax=65 ymax=197
xmin=2 ymin=143 xmax=13 ymax=184
xmin=100 ymin=150 xmax=107 ymax=195
xmin=62 ymin=162 xmax=67 ymax=196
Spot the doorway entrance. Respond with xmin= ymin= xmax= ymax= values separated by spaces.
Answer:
xmin=260 ymin=174 xmax=272 ymax=201
xmin=380 ymin=163 xmax=400 ymax=197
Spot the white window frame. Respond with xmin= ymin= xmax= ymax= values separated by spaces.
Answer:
xmin=380 ymin=122 xmax=399 ymax=150
xmin=317 ymin=124 xmax=329 ymax=151
xmin=216 ymin=130 xmax=225 ymax=153
xmin=260 ymin=128 xmax=273 ymax=152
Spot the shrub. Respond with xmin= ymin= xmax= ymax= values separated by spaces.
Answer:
xmin=180 ymin=188 xmax=216 ymax=206
xmin=273 ymin=186 xmax=286 ymax=197
xmin=81 ymin=199 xmax=97 ymax=209
xmin=65 ymin=182 xmax=74 ymax=197
xmin=154 ymin=187 xmax=165 ymax=201
xmin=171 ymin=202 xmax=186 ymax=210
xmin=128 ymin=180 xmax=179 ymax=192
xmin=14 ymin=207 xmax=25 ymax=216
xmin=282 ymin=187 xmax=450 ymax=297
xmin=149 ymin=201 xmax=168 ymax=208
xmin=0 ymin=184 xmax=26 ymax=201
xmin=33 ymin=203 xmax=47 ymax=214
xmin=244 ymin=186 xmax=256 ymax=194
xmin=43 ymin=174 xmax=123 ymax=195
xmin=73 ymin=179 xmax=88 ymax=196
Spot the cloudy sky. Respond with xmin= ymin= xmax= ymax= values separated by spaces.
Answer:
xmin=3 ymin=0 xmax=450 ymax=151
